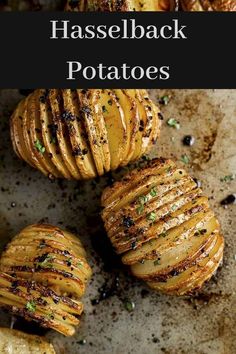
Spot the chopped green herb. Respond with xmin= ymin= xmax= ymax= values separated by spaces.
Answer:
xmin=220 ymin=174 xmax=235 ymax=182
xmin=180 ymin=154 xmax=189 ymax=164
xmin=35 ymin=140 xmax=45 ymax=154
xmin=124 ymin=299 xmax=135 ymax=312
xmin=159 ymin=95 xmax=169 ymax=105
xmin=136 ymin=195 xmax=149 ymax=215
xmin=26 ymin=301 xmax=36 ymax=313
xmin=147 ymin=212 xmax=156 ymax=223
xmin=77 ymin=261 xmax=83 ymax=267
xmin=167 ymin=118 xmax=180 ymax=129
xmin=154 ymin=259 xmax=161 ymax=266
xmin=136 ymin=204 xmax=144 ymax=215
xmin=171 ymin=204 xmax=178 ymax=211
xmin=36 ymin=255 xmax=53 ymax=268
xmin=139 ymin=195 xmax=148 ymax=204
xmin=150 ymin=187 xmax=157 ymax=197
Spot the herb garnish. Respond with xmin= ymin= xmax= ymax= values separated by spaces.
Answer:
xmin=147 ymin=212 xmax=156 ymax=223
xmin=136 ymin=195 xmax=148 ymax=215
xmin=36 ymin=254 xmax=53 ymax=268
xmin=167 ymin=118 xmax=180 ymax=129
xmin=220 ymin=174 xmax=235 ymax=182
xmin=159 ymin=95 xmax=169 ymax=105
xmin=26 ymin=301 xmax=36 ymax=313
xmin=35 ymin=140 xmax=45 ymax=154
xmin=150 ymin=187 xmax=157 ymax=197
xmin=180 ymin=154 xmax=189 ymax=164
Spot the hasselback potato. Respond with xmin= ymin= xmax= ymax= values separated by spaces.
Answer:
xmin=0 ymin=327 xmax=55 ymax=354
xmin=65 ymin=0 xmax=178 ymax=11
xmin=0 ymin=273 xmax=83 ymax=336
xmin=0 ymin=224 xmax=92 ymax=336
xmin=11 ymin=89 xmax=162 ymax=180
xmin=101 ymin=158 xmax=224 ymax=295
xmin=180 ymin=0 xmax=236 ymax=11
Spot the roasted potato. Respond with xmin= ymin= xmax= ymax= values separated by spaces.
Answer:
xmin=101 ymin=158 xmax=224 ymax=295
xmin=0 ymin=327 xmax=55 ymax=354
xmin=0 ymin=224 xmax=92 ymax=336
xmin=65 ymin=0 xmax=179 ymax=11
xmin=180 ymin=0 xmax=236 ymax=11
xmin=11 ymin=89 xmax=162 ymax=180
xmin=0 ymin=273 xmax=83 ymax=336
xmin=0 ymin=224 xmax=92 ymax=299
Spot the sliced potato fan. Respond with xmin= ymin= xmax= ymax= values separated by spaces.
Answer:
xmin=11 ymin=89 xmax=161 ymax=179
xmin=0 ymin=224 xmax=92 ymax=336
xmin=0 ymin=273 xmax=83 ymax=336
xmin=65 ymin=0 xmax=178 ymax=11
xmin=101 ymin=158 xmax=224 ymax=295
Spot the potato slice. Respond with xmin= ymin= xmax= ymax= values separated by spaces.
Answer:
xmin=77 ymin=89 xmax=104 ymax=176
xmin=39 ymin=89 xmax=72 ymax=179
xmin=49 ymin=89 xmax=81 ymax=179
xmin=29 ymin=91 xmax=62 ymax=178
xmin=139 ymin=89 xmax=162 ymax=150
xmin=96 ymin=89 xmax=128 ymax=170
xmin=0 ymin=327 xmax=56 ymax=354
xmin=20 ymin=94 xmax=49 ymax=175
xmin=84 ymin=89 xmax=111 ymax=172
xmin=113 ymin=89 xmax=140 ymax=165
xmin=61 ymin=90 xmax=97 ymax=178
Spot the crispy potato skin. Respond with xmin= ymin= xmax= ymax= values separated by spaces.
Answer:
xmin=0 ymin=327 xmax=56 ymax=354
xmin=101 ymin=158 xmax=224 ymax=295
xmin=0 ymin=224 xmax=92 ymax=336
xmin=65 ymin=0 xmax=178 ymax=11
xmin=180 ymin=0 xmax=236 ymax=11
xmin=66 ymin=0 xmax=236 ymax=11
xmin=10 ymin=89 xmax=161 ymax=180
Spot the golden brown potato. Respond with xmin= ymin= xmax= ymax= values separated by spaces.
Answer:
xmin=180 ymin=0 xmax=236 ymax=11
xmin=0 ymin=273 xmax=83 ymax=336
xmin=0 ymin=327 xmax=55 ymax=354
xmin=0 ymin=224 xmax=92 ymax=336
xmin=11 ymin=89 xmax=162 ymax=180
xmin=101 ymin=158 xmax=224 ymax=295
xmin=65 ymin=0 xmax=179 ymax=11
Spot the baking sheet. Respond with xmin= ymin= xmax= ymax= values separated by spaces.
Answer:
xmin=0 ymin=89 xmax=235 ymax=354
